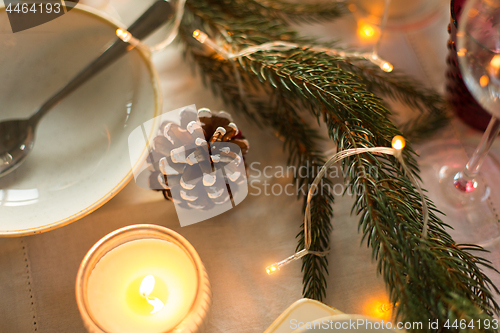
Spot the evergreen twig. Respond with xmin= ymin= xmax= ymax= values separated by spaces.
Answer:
xmin=178 ymin=1 xmax=499 ymax=331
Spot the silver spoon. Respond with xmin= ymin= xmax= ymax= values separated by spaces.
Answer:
xmin=0 ymin=0 xmax=173 ymax=177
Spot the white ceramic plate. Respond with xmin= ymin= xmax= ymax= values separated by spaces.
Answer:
xmin=0 ymin=5 xmax=161 ymax=236
xmin=264 ymin=299 xmax=344 ymax=333
xmin=292 ymin=314 xmax=404 ymax=333
xmin=265 ymin=299 xmax=403 ymax=333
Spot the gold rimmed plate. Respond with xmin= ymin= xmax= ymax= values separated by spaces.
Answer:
xmin=0 ymin=4 xmax=161 ymax=236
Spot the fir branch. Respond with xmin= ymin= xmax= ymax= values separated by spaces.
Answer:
xmin=339 ymin=62 xmax=445 ymax=115
xmin=179 ymin=0 xmax=499 ymax=330
xmin=181 ymin=38 xmax=336 ymax=299
xmin=263 ymin=95 xmax=334 ymax=300
xmin=184 ymin=0 xmax=300 ymax=45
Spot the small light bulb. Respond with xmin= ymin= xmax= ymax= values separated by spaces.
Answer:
xmin=380 ymin=303 xmax=391 ymax=312
xmin=193 ymin=30 xmax=207 ymax=43
xmin=381 ymin=62 xmax=393 ymax=73
xmin=391 ymin=135 xmax=405 ymax=150
xmin=116 ymin=29 xmax=131 ymax=42
xmin=359 ymin=24 xmax=375 ymax=38
xmin=266 ymin=264 xmax=279 ymax=275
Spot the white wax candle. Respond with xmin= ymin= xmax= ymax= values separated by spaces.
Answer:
xmin=86 ymin=239 xmax=198 ymax=333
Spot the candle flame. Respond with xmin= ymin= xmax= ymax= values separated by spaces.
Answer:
xmin=139 ymin=275 xmax=165 ymax=314
xmin=140 ymin=275 xmax=155 ymax=297
xmin=391 ymin=136 xmax=405 ymax=150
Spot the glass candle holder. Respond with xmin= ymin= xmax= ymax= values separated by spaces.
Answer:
xmin=446 ymin=0 xmax=492 ymax=131
xmin=76 ymin=224 xmax=211 ymax=333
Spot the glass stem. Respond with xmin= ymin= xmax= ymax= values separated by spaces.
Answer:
xmin=460 ymin=117 xmax=500 ymax=181
xmin=373 ymin=0 xmax=391 ymax=56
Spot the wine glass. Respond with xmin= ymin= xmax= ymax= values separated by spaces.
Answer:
xmin=416 ymin=0 xmax=500 ymax=246
xmin=454 ymin=0 xmax=500 ymax=199
xmin=438 ymin=0 xmax=500 ymax=244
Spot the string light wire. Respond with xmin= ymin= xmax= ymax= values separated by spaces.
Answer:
xmin=189 ymin=28 xmax=423 ymax=275
xmin=192 ymin=30 xmax=394 ymax=72
xmin=266 ymin=136 xmax=429 ymax=274
xmin=115 ymin=28 xmax=151 ymax=56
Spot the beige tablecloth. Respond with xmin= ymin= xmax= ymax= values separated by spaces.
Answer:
xmin=2 ymin=1 xmax=500 ymax=332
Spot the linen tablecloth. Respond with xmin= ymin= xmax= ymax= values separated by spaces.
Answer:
xmin=2 ymin=1 xmax=500 ymax=332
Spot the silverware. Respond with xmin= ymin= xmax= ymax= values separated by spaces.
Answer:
xmin=0 ymin=0 xmax=173 ymax=177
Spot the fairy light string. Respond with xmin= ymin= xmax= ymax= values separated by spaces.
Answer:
xmin=116 ymin=29 xmax=141 ymax=47
xmin=115 ymin=28 xmax=152 ymax=56
xmin=266 ymin=136 xmax=429 ymax=275
xmin=192 ymin=30 xmax=394 ymax=73
xmin=188 ymin=29 xmax=424 ymax=275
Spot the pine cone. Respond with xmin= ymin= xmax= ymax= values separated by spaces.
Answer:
xmin=147 ymin=107 xmax=249 ymax=210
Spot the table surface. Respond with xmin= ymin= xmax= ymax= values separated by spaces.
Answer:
xmin=2 ymin=1 xmax=500 ymax=332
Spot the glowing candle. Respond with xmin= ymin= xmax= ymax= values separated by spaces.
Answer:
xmin=76 ymin=225 xmax=211 ymax=333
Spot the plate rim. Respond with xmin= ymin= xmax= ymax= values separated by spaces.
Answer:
xmin=264 ymin=298 xmax=345 ymax=333
xmin=0 ymin=4 xmax=162 ymax=237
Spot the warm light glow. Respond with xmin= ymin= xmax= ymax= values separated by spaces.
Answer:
xmin=491 ymin=55 xmax=500 ymax=70
xmin=193 ymin=30 xmax=207 ymax=43
xmin=87 ymin=238 xmax=199 ymax=332
xmin=381 ymin=303 xmax=390 ymax=312
xmin=391 ymin=135 xmax=406 ymax=150
xmin=480 ymin=75 xmax=489 ymax=87
xmin=363 ymin=297 xmax=394 ymax=322
xmin=140 ymin=275 xmax=155 ymax=297
xmin=457 ymin=48 xmax=467 ymax=57
xmin=116 ymin=29 xmax=131 ymax=43
xmin=369 ymin=54 xmax=394 ymax=73
xmin=359 ymin=24 xmax=376 ymax=38
xmin=147 ymin=297 xmax=165 ymax=314
xmin=266 ymin=264 xmax=278 ymax=275
xmin=139 ymin=275 xmax=165 ymax=314
xmin=468 ymin=8 xmax=479 ymax=17
xmin=381 ymin=62 xmax=393 ymax=73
